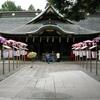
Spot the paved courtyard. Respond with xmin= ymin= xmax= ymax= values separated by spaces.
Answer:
xmin=0 ymin=62 xmax=100 ymax=100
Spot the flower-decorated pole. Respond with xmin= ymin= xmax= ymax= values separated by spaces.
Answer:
xmin=0 ymin=36 xmax=6 ymax=74
xmin=89 ymin=41 xmax=97 ymax=73
xmin=15 ymin=42 xmax=21 ymax=67
xmin=3 ymin=45 xmax=11 ymax=72
xmin=13 ymin=46 xmax=19 ymax=68
xmin=17 ymin=42 xmax=28 ymax=65
xmin=80 ymin=43 xmax=88 ymax=68
xmin=93 ymin=36 xmax=100 ymax=75
xmin=83 ymin=40 xmax=93 ymax=69
xmin=6 ymin=39 xmax=17 ymax=70
xmin=72 ymin=42 xmax=83 ymax=62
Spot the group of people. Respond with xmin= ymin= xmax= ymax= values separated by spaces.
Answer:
xmin=45 ymin=52 xmax=60 ymax=63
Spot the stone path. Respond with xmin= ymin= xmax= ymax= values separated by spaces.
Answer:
xmin=0 ymin=62 xmax=100 ymax=100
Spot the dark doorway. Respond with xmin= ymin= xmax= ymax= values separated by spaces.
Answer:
xmin=28 ymin=30 xmax=73 ymax=61
xmin=32 ymin=37 xmax=72 ymax=61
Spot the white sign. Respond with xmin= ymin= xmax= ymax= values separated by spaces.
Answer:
xmin=9 ymin=50 xmax=13 ymax=58
xmin=99 ymin=50 xmax=100 ymax=60
xmin=16 ymin=50 xmax=20 ymax=57
xmin=86 ymin=50 xmax=91 ymax=59
xmin=92 ymin=51 xmax=96 ymax=59
xmin=3 ymin=49 xmax=8 ymax=58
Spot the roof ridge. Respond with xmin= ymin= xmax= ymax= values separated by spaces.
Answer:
xmin=27 ymin=4 xmax=74 ymax=24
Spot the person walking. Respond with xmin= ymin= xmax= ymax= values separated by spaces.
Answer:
xmin=45 ymin=53 xmax=50 ymax=64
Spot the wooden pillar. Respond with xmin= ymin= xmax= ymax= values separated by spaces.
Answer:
xmin=59 ymin=37 xmax=61 ymax=43
xmin=40 ymin=37 xmax=42 ymax=43
xmin=52 ymin=36 xmax=54 ymax=43
xmin=73 ymin=37 xmax=75 ymax=43
xmin=46 ymin=36 xmax=49 ymax=43
xmin=26 ymin=36 xmax=28 ymax=43
xmin=33 ymin=37 xmax=35 ymax=43
xmin=67 ymin=37 xmax=69 ymax=43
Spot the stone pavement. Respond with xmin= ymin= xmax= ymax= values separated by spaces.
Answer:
xmin=0 ymin=60 xmax=25 ymax=81
xmin=0 ymin=62 xmax=100 ymax=100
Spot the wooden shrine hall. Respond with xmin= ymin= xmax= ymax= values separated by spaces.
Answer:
xmin=0 ymin=5 xmax=100 ymax=60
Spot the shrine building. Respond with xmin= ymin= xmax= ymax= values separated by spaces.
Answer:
xmin=0 ymin=5 xmax=100 ymax=60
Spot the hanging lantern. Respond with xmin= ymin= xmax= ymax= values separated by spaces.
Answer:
xmin=59 ymin=37 xmax=61 ymax=43
xmin=52 ymin=36 xmax=54 ymax=43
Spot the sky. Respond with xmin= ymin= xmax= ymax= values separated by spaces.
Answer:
xmin=0 ymin=0 xmax=47 ymax=10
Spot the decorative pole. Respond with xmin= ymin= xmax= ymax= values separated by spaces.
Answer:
xmin=16 ymin=48 xmax=18 ymax=68
xmin=0 ymin=36 xmax=6 ymax=75
xmin=90 ymin=49 xmax=92 ymax=72
xmin=8 ymin=49 xmax=10 ymax=72
xmin=12 ymin=46 xmax=15 ymax=70
xmin=2 ymin=45 xmax=5 ymax=74
xmin=89 ymin=44 xmax=97 ymax=73
xmin=96 ymin=45 xmax=98 ymax=75
xmin=3 ymin=45 xmax=11 ymax=72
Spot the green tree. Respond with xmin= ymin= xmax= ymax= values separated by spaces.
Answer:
xmin=1 ymin=1 xmax=23 ymax=11
xmin=28 ymin=4 xmax=35 ymax=11
xmin=47 ymin=0 xmax=100 ymax=21
xmin=36 ymin=9 xmax=42 ymax=14
xmin=17 ymin=6 xmax=23 ymax=11
xmin=96 ymin=4 xmax=100 ymax=11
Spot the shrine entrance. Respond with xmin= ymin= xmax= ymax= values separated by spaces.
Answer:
xmin=28 ymin=29 xmax=73 ymax=60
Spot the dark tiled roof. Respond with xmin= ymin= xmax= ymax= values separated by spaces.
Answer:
xmin=58 ymin=23 xmax=98 ymax=35
xmin=0 ymin=11 xmax=36 ymax=18
xmin=77 ymin=13 xmax=100 ymax=32
xmin=0 ymin=17 xmax=33 ymax=33
xmin=0 ymin=11 xmax=100 ymax=35
xmin=6 ymin=22 xmax=99 ymax=35
xmin=10 ymin=24 xmax=42 ymax=34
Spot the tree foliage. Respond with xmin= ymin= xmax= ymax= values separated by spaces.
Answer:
xmin=36 ymin=9 xmax=42 ymax=15
xmin=0 ymin=1 xmax=23 ymax=11
xmin=28 ymin=4 xmax=35 ymax=11
xmin=47 ymin=0 xmax=100 ymax=21
xmin=96 ymin=4 xmax=100 ymax=11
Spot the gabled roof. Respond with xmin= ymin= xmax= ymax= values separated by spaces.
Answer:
xmin=0 ymin=7 xmax=100 ymax=36
xmin=27 ymin=5 xmax=74 ymax=24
